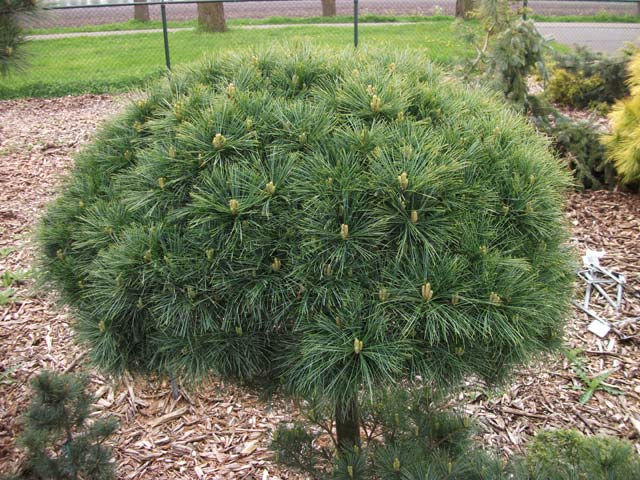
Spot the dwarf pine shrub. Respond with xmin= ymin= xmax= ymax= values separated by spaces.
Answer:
xmin=39 ymin=46 xmax=574 ymax=449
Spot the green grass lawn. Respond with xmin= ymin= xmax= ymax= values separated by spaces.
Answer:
xmin=0 ymin=23 xmax=473 ymax=99
xmin=25 ymin=14 xmax=456 ymax=35
xmin=24 ymin=12 xmax=640 ymax=37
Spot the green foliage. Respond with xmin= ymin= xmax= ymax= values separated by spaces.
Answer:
xmin=527 ymin=96 xmax=615 ymax=190
xmin=271 ymin=422 xmax=324 ymax=473
xmin=0 ymin=267 xmax=31 ymax=307
xmin=39 ymin=46 xmax=573 ymax=443
xmin=272 ymin=387 xmax=506 ymax=479
xmin=0 ymin=246 xmax=17 ymax=258
xmin=487 ymin=19 xmax=548 ymax=105
xmin=546 ymin=69 xmax=605 ymax=109
xmin=564 ymin=349 xmax=623 ymax=404
xmin=271 ymin=388 xmax=640 ymax=479
xmin=546 ymin=47 xmax=630 ymax=109
xmin=0 ymin=287 xmax=16 ymax=305
xmin=0 ymin=364 xmax=18 ymax=385
xmin=0 ymin=0 xmax=40 ymax=76
xmin=3 ymin=371 xmax=117 ymax=480
xmin=526 ymin=429 xmax=640 ymax=479
xmin=604 ymin=51 xmax=640 ymax=184
xmin=2 ymin=269 xmax=30 ymax=287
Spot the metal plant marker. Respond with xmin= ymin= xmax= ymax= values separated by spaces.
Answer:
xmin=573 ymin=250 xmax=628 ymax=338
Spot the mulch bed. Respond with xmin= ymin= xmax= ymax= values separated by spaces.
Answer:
xmin=0 ymin=95 xmax=638 ymax=479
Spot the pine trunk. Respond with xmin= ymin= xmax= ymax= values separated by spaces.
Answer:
xmin=133 ymin=0 xmax=149 ymax=22
xmin=198 ymin=3 xmax=226 ymax=32
xmin=321 ymin=0 xmax=336 ymax=17
xmin=335 ymin=395 xmax=360 ymax=450
xmin=455 ymin=0 xmax=474 ymax=18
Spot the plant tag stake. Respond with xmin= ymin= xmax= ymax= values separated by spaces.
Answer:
xmin=588 ymin=319 xmax=611 ymax=338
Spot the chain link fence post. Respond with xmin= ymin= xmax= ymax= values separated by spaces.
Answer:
xmin=354 ymin=0 xmax=359 ymax=48
xmin=161 ymin=0 xmax=171 ymax=69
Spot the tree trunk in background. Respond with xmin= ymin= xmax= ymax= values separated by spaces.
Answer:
xmin=322 ymin=0 xmax=336 ymax=17
xmin=134 ymin=0 xmax=149 ymax=22
xmin=335 ymin=395 xmax=360 ymax=451
xmin=198 ymin=3 xmax=226 ymax=32
xmin=455 ymin=0 xmax=475 ymax=18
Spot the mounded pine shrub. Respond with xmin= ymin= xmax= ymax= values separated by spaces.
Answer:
xmin=38 ymin=46 xmax=574 ymax=449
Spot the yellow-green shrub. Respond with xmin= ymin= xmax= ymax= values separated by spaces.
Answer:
xmin=546 ymin=68 xmax=605 ymax=109
xmin=546 ymin=47 xmax=630 ymax=109
xmin=603 ymin=52 xmax=640 ymax=184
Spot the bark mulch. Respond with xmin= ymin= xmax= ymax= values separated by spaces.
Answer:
xmin=0 ymin=95 xmax=638 ymax=479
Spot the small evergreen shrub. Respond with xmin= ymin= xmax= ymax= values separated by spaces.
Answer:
xmin=462 ymin=0 xmax=547 ymax=107
xmin=487 ymin=19 xmax=547 ymax=106
xmin=3 ymin=371 xmax=118 ymax=480
xmin=272 ymin=387 xmax=514 ymax=479
xmin=526 ymin=429 xmax=640 ymax=479
xmin=604 ymin=51 xmax=640 ymax=184
xmin=546 ymin=68 xmax=605 ymax=110
xmin=527 ymin=96 xmax=615 ymax=190
xmin=38 ymin=46 xmax=574 ymax=449
xmin=271 ymin=389 xmax=640 ymax=479
xmin=547 ymin=47 xmax=630 ymax=109
xmin=271 ymin=422 xmax=323 ymax=473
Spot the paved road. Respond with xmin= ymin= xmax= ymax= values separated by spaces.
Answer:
xmin=35 ymin=1 xmax=639 ymax=28
xmin=537 ymin=22 xmax=640 ymax=53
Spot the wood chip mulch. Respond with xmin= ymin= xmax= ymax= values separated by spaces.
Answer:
xmin=0 ymin=95 xmax=638 ymax=479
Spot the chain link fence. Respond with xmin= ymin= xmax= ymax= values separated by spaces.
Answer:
xmin=0 ymin=0 xmax=638 ymax=98
xmin=33 ymin=0 xmax=640 ymax=28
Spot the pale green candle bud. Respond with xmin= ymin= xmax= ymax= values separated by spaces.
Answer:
xmin=340 ymin=223 xmax=349 ymax=240
xmin=398 ymin=171 xmax=409 ymax=190
xmin=272 ymin=257 xmax=281 ymax=272
xmin=489 ymin=292 xmax=502 ymax=305
xmin=266 ymin=181 xmax=276 ymax=195
xmin=370 ymin=94 xmax=382 ymax=113
xmin=213 ymin=133 xmax=226 ymax=150
xmin=421 ymin=282 xmax=433 ymax=301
